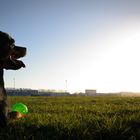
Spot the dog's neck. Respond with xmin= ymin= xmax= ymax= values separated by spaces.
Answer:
xmin=0 ymin=69 xmax=4 ymax=87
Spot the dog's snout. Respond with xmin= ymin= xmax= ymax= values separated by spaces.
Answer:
xmin=11 ymin=46 xmax=27 ymax=59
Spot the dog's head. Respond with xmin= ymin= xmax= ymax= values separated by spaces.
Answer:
xmin=0 ymin=31 xmax=27 ymax=70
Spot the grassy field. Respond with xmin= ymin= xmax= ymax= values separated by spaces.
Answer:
xmin=1 ymin=96 xmax=140 ymax=140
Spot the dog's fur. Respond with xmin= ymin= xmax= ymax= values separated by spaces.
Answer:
xmin=0 ymin=31 xmax=26 ymax=127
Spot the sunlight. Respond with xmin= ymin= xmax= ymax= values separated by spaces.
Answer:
xmin=94 ymin=26 xmax=140 ymax=93
xmin=65 ymin=25 xmax=140 ymax=93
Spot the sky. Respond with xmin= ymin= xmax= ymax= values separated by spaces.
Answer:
xmin=1 ymin=0 xmax=140 ymax=93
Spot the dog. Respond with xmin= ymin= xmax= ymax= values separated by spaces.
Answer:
xmin=0 ymin=31 xmax=26 ymax=127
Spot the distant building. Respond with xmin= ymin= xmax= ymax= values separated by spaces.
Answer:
xmin=85 ymin=89 xmax=97 ymax=96
xmin=6 ymin=88 xmax=70 ymax=96
xmin=39 ymin=89 xmax=70 ymax=96
xmin=6 ymin=88 xmax=38 ymax=96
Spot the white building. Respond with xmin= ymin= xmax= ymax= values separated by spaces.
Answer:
xmin=85 ymin=89 xmax=97 ymax=96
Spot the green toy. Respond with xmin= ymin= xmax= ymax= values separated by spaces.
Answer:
xmin=11 ymin=103 xmax=28 ymax=114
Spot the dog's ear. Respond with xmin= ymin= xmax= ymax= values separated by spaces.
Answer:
xmin=0 ymin=31 xmax=15 ymax=59
xmin=0 ymin=31 xmax=15 ymax=45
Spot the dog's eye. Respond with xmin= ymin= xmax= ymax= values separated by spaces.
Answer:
xmin=10 ymin=44 xmax=15 ymax=49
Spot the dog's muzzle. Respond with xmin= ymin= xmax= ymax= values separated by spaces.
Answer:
xmin=9 ymin=46 xmax=27 ymax=68
xmin=10 ymin=46 xmax=26 ymax=59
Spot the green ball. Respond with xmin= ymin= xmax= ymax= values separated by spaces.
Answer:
xmin=11 ymin=103 xmax=28 ymax=114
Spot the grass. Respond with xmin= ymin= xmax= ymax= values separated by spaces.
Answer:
xmin=0 ymin=96 xmax=140 ymax=139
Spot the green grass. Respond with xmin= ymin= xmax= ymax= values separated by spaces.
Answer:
xmin=1 ymin=96 xmax=140 ymax=140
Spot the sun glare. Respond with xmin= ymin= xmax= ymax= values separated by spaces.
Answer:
xmin=94 ymin=26 xmax=140 ymax=93
xmin=66 ymin=25 xmax=140 ymax=93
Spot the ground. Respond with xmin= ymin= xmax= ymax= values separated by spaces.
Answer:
xmin=1 ymin=96 xmax=140 ymax=140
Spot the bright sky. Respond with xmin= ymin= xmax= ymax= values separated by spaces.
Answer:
xmin=1 ymin=0 xmax=140 ymax=93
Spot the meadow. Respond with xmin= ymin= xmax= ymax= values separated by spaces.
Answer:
xmin=1 ymin=96 xmax=140 ymax=140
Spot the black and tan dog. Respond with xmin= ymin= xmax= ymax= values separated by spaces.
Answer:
xmin=0 ymin=31 xmax=26 ymax=127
